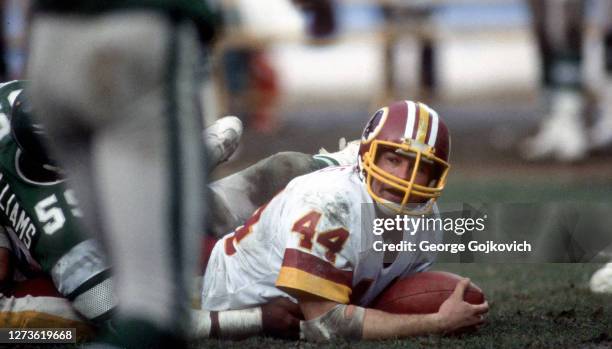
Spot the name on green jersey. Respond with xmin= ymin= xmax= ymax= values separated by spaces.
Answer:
xmin=0 ymin=173 xmax=78 ymax=249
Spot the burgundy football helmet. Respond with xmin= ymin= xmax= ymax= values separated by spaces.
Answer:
xmin=358 ymin=100 xmax=451 ymax=214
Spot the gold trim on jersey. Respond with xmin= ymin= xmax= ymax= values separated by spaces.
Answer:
xmin=276 ymin=266 xmax=351 ymax=304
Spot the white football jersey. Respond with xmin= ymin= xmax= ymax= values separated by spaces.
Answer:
xmin=201 ymin=165 xmax=441 ymax=311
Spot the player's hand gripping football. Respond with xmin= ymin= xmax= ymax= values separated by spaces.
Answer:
xmin=435 ymin=278 xmax=489 ymax=334
xmin=261 ymin=297 xmax=304 ymax=339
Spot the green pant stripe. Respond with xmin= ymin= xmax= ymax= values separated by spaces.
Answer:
xmin=165 ymin=18 xmax=184 ymax=327
xmin=165 ymin=18 xmax=204 ymax=333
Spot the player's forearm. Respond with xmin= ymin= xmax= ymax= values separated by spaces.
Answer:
xmin=299 ymin=302 xmax=443 ymax=341
xmin=362 ymin=308 xmax=443 ymax=340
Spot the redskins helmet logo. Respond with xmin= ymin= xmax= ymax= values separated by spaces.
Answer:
xmin=361 ymin=107 xmax=388 ymax=144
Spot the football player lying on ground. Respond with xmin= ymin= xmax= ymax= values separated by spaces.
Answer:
xmin=0 ymin=80 xmax=353 ymax=339
xmin=0 ymin=81 xmax=244 ymax=337
xmin=0 ymin=81 xmax=105 ymax=338
xmin=198 ymin=100 xmax=489 ymax=341
xmin=0 ymin=82 xmax=488 ymax=340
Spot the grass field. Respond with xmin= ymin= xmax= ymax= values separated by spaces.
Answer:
xmin=194 ymin=263 xmax=612 ymax=349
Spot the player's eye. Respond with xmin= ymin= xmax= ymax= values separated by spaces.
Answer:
xmin=385 ymin=154 xmax=401 ymax=165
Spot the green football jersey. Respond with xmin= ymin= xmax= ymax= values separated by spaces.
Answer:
xmin=0 ymin=81 xmax=113 ymax=321
xmin=0 ymin=80 xmax=88 ymax=272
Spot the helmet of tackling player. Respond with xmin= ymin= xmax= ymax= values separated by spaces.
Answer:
xmin=10 ymin=91 xmax=58 ymax=172
xmin=358 ymin=100 xmax=450 ymax=214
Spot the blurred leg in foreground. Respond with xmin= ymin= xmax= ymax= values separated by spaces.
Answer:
xmin=522 ymin=0 xmax=587 ymax=162
xmin=523 ymin=0 xmax=612 ymax=161
xmin=27 ymin=5 xmax=215 ymax=347
xmin=590 ymin=0 xmax=612 ymax=151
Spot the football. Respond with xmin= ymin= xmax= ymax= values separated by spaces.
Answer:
xmin=372 ymin=271 xmax=485 ymax=314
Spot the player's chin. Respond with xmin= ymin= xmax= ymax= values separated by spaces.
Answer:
xmin=407 ymin=197 xmax=428 ymax=204
xmin=381 ymin=194 xmax=428 ymax=205
xmin=380 ymin=188 xmax=405 ymax=203
xmin=388 ymin=192 xmax=428 ymax=204
xmin=378 ymin=186 xmax=430 ymax=205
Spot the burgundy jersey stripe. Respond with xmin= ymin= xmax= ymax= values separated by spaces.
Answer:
xmin=281 ymin=248 xmax=353 ymax=287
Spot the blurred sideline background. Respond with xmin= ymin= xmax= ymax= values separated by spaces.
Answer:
xmin=206 ymin=0 xmax=612 ymax=205
xmin=3 ymin=0 xmax=611 ymax=242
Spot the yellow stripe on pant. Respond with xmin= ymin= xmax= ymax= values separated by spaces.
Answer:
xmin=0 ymin=295 xmax=94 ymax=341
